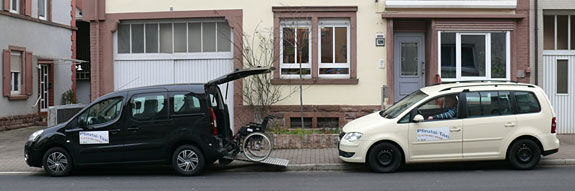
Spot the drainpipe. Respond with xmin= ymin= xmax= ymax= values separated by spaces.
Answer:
xmin=534 ymin=0 xmax=539 ymax=85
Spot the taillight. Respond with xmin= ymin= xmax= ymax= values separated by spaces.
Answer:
xmin=209 ymin=108 xmax=218 ymax=136
xmin=551 ymin=117 xmax=557 ymax=134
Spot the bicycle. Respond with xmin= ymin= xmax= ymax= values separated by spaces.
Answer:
xmin=225 ymin=115 xmax=275 ymax=162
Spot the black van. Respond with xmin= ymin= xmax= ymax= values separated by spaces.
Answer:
xmin=24 ymin=67 xmax=273 ymax=176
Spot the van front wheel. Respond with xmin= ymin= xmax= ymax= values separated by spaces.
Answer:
xmin=507 ymin=139 xmax=541 ymax=170
xmin=367 ymin=143 xmax=402 ymax=173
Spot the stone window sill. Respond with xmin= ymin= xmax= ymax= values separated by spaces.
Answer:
xmin=271 ymin=78 xmax=358 ymax=85
xmin=8 ymin=95 xmax=29 ymax=101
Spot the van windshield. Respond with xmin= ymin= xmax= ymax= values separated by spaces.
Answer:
xmin=380 ymin=90 xmax=428 ymax=119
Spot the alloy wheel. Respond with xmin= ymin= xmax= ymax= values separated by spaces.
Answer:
xmin=47 ymin=152 xmax=68 ymax=173
xmin=177 ymin=150 xmax=199 ymax=172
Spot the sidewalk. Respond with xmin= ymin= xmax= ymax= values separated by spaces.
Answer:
xmin=1 ymin=126 xmax=573 ymax=173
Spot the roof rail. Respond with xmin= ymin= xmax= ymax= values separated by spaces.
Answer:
xmin=439 ymin=83 xmax=535 ymax=92
xmin=432 ymin=80 xmax=519 ymax=86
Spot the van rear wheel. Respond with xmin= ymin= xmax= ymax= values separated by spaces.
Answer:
xmin=367 ymin=143 xmax=402 ymax=173
xmin=507 ymin=139 xmax=541 ymax=170
xmin=172 ymin=145 xmax=205 ymax=176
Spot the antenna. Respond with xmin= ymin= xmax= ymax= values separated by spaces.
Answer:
xmin=118 ymin=76 xmax=140 ymax=90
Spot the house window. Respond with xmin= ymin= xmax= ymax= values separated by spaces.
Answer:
xmin=10 ymin=51 xmax=22 ymax=95
xmin=10 ymin=0 xmax=19 ymax=13
xmin=544 ymin=15 xmax=575 ymax=50
xmin=557 ymin=60 xmax=569 ymax=94
xmin=39 ymin=0 xmax=47 ymax=20
xmin=280 ymin=20 xmax=312 ymax=79
xmin=117 ymin=21 xmax=232 ymax=54
xmin=438 ymin=31 xmax=510 ymax=81
xmin=319 ymin=20 xmax=350 ymax=79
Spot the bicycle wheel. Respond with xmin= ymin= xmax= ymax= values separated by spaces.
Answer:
xmin=242 ymin=132 xmax=273 ymax=161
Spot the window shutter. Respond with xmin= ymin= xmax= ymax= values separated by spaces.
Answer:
xmin=24 ymin=0 xmax=31 ymax=16
xmin=2 ymin=50 xmax=10 ymax=97
xmin=3 ymin=0 xmax=9 ymax=11
xmin=47 ymin=0 xmax=52 ymax=21
xmin=24 ymin=52 xmax=33 ymax=95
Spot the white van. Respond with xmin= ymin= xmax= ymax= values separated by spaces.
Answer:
xmin=338 ymin=81 xmax=560 ymax=172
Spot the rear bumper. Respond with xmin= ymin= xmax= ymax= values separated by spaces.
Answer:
xmin=543 ymin=148 xmax=559 ymax=156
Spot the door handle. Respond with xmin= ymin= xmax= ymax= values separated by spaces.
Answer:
xmin=127 ymin=127 xmax=140 ymax=132
xmin=504 ymin=122 xmax=516 ymax=127
xmin=450 ymin=127 xmax=461 ymax=132
xmin=109 ymin=129 xmax=121 ymax=135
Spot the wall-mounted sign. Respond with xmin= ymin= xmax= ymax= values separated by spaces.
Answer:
xmin=376 ymin=34 xmax=385 ymax=46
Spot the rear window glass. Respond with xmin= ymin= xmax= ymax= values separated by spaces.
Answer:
xmin=172 ymin=93 xmax=202 ymax=114
xmin=514 ymin=91 xmax=541 ymax=114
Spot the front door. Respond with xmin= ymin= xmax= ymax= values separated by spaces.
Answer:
xmin=65 ymin=95 xmax=126 ymax=164
xmin=394 ymin=33 xmax=425 ymax=102
xmin=408 ymin=94 xmax=463 ymax=161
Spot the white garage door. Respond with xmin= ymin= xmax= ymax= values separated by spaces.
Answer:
xmin=113 ymin=19 xmax=235 ymax=128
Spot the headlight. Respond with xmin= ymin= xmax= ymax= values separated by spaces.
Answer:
xmin=343 ymin=132 xmax=363 ymax=142
xmin=28 ymin=130 xmax=44 ymax=142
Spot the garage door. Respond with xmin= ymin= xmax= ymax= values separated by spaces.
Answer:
xmin=113 ymin=19 xmax=235 ymax=128
xmin=542 ymin=53 xmax=575 ymax=133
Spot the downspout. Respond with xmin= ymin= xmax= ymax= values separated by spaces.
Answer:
xmin=94 ymin=0 xmax=100 ymax=101
xmin=534 ymin=0 xmax=538 ymax=85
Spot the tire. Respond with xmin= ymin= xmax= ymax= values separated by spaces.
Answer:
xmin=172 ymin=145 xmax=205 ymax=176
xmin=242 ymin=132 xmax=273 ymax=162
xmin=507 ymin=139 xmax=541 ymax=170
xmin=367 ymin=143 xmax=402 ymax=173
xmin=42 ymin=147 xmax=73 ymax=177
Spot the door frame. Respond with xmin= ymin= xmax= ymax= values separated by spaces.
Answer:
xmin=393 ymin=33 xmax=426 ymax=102
xmin=37 ymin=59 xmax=54 ymax=116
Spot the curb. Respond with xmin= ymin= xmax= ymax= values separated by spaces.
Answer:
xmin=539 ymin=159 xmax=575 ymax=166
xmin=282 ymin=158 xmax=575 ymax=172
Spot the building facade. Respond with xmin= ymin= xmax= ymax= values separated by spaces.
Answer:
xmin=83 ymin=0 xmax=531 ymax=130
xmin=535 ymin=0 xmax=575 ymax=133
xmin=0 ymin=0 xmax=77 ymax=130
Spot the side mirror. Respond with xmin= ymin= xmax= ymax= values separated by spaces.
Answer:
xmin=413 ymin=114 xmax=424 ymax=123
xmin=77 ymin=116 xmax=87 ymax=128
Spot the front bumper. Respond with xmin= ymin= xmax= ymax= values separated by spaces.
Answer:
xmin=338 ymin=139 xmax=369 ymax=163
xmin=24 ymin=141 xmax=43 ymax=167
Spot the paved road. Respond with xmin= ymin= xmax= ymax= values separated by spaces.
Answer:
xmin=1 ymin=165 xmax=574 ymax=191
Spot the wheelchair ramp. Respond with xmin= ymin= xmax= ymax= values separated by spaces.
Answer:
xmin=231 ymin=155 xmax=290 ymax=167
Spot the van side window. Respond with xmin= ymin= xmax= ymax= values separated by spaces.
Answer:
xmin=77 ymin=97 xmax=123 ymax=127
xmin=131 ymin=93 xmax=168 ymax=121
xmin=465 ymin=91 xmax=513 ymax=118
xmin=171 ymin=93 xmax=202 ymax=114
xmin=514 ymin=91 xmax=541 ymax=114
xmin=418 ymin=94 xmax=459 ymax=121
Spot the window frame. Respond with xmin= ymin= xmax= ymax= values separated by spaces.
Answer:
xmin=169 ymin=91 xmax=205 ymax=117
xmin=513 ymin=91 xmax=542 ymax=114
xmin=114 ymin=19 xmax=234 ymax=61
xmin=9 ymin=51 xmax=22 ymax=95
xmin=279 ymin=20 xmax=312 ymax=79
xmin=556 ymin=59 xmax=569 ymax=94
xmin=75 ymin=96 xmax=125 ymax=129
xmin=543 ymin=14 xmax=575 ymax=51
xmin=129 ymin=92 xmax=169 ymax=122
xmin=438 ymin=31 xmax=511 ymax=81
xmin=39 ymin=0 xmax=47 ymax=20
xmin=9 ymin=0 xmax=19 ymax=14
xmin=461 ymin=91 xmax=516 ymax=119
xmin=318 ymin=19 xmax=351 ymax=79
xmin=410 ymin=93 xmax=462 ymax=123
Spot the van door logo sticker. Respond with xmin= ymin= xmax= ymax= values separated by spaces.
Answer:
xmin=79 ymin=131 xmax=109 ymax=144
xmin=417 ymin=127 xmax=450 ymax=141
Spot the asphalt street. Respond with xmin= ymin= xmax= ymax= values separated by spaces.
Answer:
xmin=1 ymin=164 xmax=574 ymax=191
